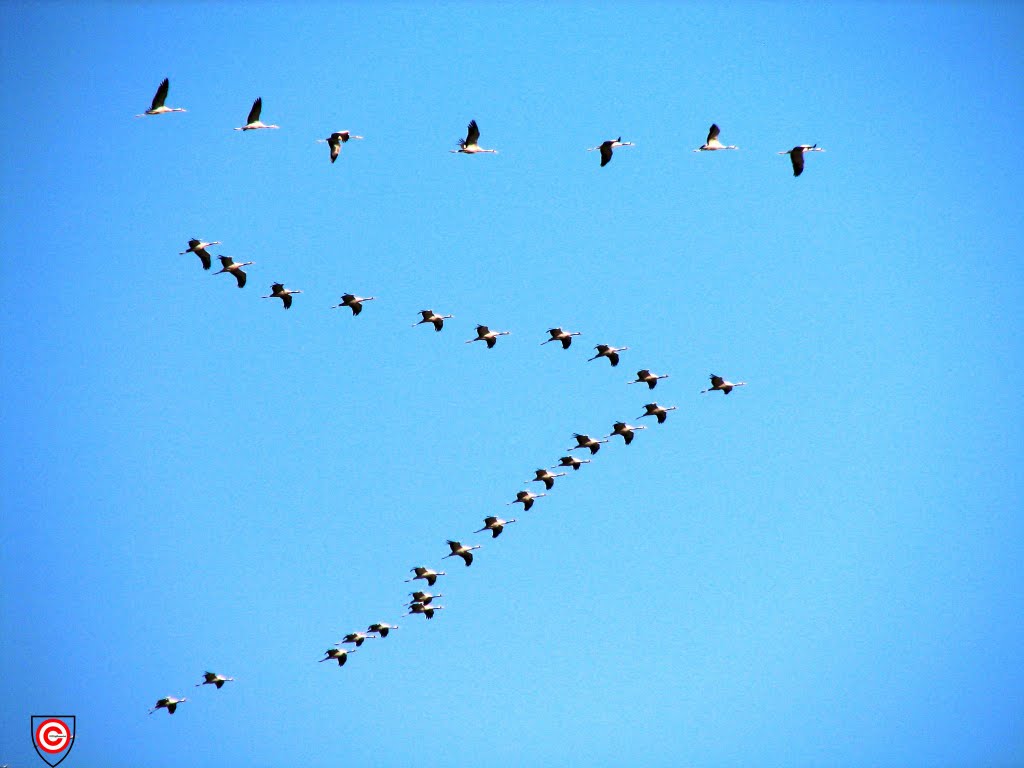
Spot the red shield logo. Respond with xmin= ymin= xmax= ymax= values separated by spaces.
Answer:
xmin=31 ymin=716 xmax=76 ymax=767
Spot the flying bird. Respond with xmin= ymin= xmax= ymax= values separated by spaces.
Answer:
xmin=136 ymin=78 xmax=186 ymax=117
xmin=701 ymin=374 xmax=746 ymax=395
xmin=451 ymin=119 xmax=497 ymax=154
xmin=338 ymin=632 xmax=374 ymax=647
xmin=262 ymin=283 xmax=302 ymax=309
xmin=528 ymin=468 xmax=566 ymax=490
xmin=608 ymin=421 xmax=646 ymax=445
xmin=180 ymin=239 xmax=219 ymax=270
xmin=408 ymin=602 xmax=444 ymax=619
xmin=629 ymin=369 xmax=669 ymax=389
xmin=589 ymin=345 xmax=629 ymax=367
xmin=195 ymin=672 xmax=234 ymax=689
xmin=778 ymin=144 xmax=825 ymax=176
xmin=638 ymin=403 xmax=677 ymax=424
xmin=213 ymin=256 xmax=253 ymax=288
xmin=406 ymin=567 xmax=446 ymax=586
xmin=475 ymin=516 xmax=516 ymax=538
xmin=694 ymin=123 xmax=738 ymax=151
xmin=407 ymin=591 xmax=443 ymax=605
xmin=542 ymin=327 xmax=582 ymax=349
xmin=235 ymin=97 xmax=279 ymax=131
xmin=367 ymin=622 xmax=398 ymax=637
xmin=413 ymin=310 xmax=453 ymax=332
xmin=588 ymin=137 xmax=633 ymax=166
xmin=319 ymin=648 xmax=354 ymax=666
xmin=569 ymin=433 xmax=608 ymax=455
xmin=332 ymin=294 xmax=375 ymax=315
xmin=509 ymin=490 xmax=546 ymax=511
xmin=318 ymin=130 xmax=363 ymax=163
xmin=149 ymin=696 xmax=186 ymax=715
xmin=554 ymin=455 xmax=591 ymax=471
xmin=466 ymin=324 xmax=510 ymax=348
xmin=443 ymin=540 xmax=481 ymax=567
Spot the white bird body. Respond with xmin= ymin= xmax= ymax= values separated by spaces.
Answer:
xmin=367 ymin=622 xmax=398 ymax=637
xmin=778 ymin=144 xmax=825 ymax=176
xmin=235 ymin=98 xmax=279 ymax=130
xmin=338 ymin=632 xmax=373 ymax=647
xmin=588 ymin=137 xmax=633 ymax=166
xmin=589 ymin=345 xmax=629 ymax=367
xmin=180 ymin=239 xmax=220 ymax=271
xmin=406 ymin=567 xmax=446 ymax=586
xmin=443 ymin=539 xmax=482 ymax=567
xmin=554 ymin=455 xmax=591 ymax=471
xmin=608 ymin=421 xmax=646 ymax=445
xmin=701 ymin=374 xmax=746 ymax=395
xmin=629 ymin=369 xmax=669 ymax=389
xmin=408 ymin=601 xmax=444 ymax=619
xmin=569 ymin=433 xmax=608 ymax=454
xmin=528 ymin=468 xmax=566 ymax=490
xmin=262 ymin=283 xmax=302 ymax=309
xmin=542 ymin=327 xmax=581 ymax=349
xmin=467 ymin=324 xmax=511 ymax=348
xmin=638 ymin=403 xmax=677 ymax=424
xmin=413 ymin=310 xmax=453 ymax=332
xmin=332 ymin=294 xmax=375 ymax=315
xmin=196 ymin=671 xmax=234 ymax=689
xmin=451 ymin=119 xmax=497 ymax=154
xmin=694 ymin=123 xmax=737 ymax=151
xmin=149 ymin=696 xmax=186 ymax=715
xmin=509 ymin=490 xmax=546 ymax=511
xmin=320 ymin=648 xmax=355 ymax=666
xmin=475 ymin=516 xmax=516 ymax=538
xmin=407 ymin=591 xmax=443 ymax=605
xmin=213 ymin=256 xmax=253 ymax=288
xmin=136 ymin=78 xmax=186 ymax=117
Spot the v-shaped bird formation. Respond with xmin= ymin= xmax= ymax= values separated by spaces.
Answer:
xmin=141 ymin=77 xmax=765 ymax=714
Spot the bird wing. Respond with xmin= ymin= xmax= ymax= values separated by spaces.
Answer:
xmin=218 ymin=255 xmax=233 ymax=267
xmin=351 ymin=302 xmax=363 ymax=316
xmin=637 ymin=369 xmax=651 ymax=379
xmin=477 ymin=325 xmax=490 ymax=336
xmin=707 ymin=124 xmax=720 ymax=142
xmin=790 ymin=148 xmax=805 ymax=176
xmin=466 ymin=119 xmax=480 ymax=145
xmin=247 ymin=98 xmax=262 ymax=124
xmin=600 ymin=143 xmax=613 ymax=166
xmin=215 ymin=680 xmax=224 ymax=688
xmin=281 ymin=292 xmax=293 ymax=309
xmin=151 ymin=78 xmax=169 ymax=110
xmin=447 ymin=540 xmax=461 ymax=552
xmin=710 ymin=375 xmax=725 ymax=388
xmin=486 ymin=337 xmax=496 ymax=348
xmin=329 ymin=137 xmax=341 ymax=163
xmin=542 ymin=477 xmax=554 ymax=490
xmin=560 ymin=337 xmax=572 ymax=349
xmin=608 ymin=351 xmax=620 ymax=366
xmin=167 ymin=702 xmax=177 ymax=714
xmin=432 ymin=317 xmax=444 ymax=331
xmin=195 ymin=248 xmax=212 ymax=270
xmin=657 ymin=412 xmax=667 ymax=423
xmin=234 ymin=268 xmax=247 ymax=288
xmin=462 ymin=551 xmax=473 ymax=566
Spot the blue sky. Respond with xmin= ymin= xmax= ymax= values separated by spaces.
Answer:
xmin=1 ymin=2 xmax=1022 ymax=766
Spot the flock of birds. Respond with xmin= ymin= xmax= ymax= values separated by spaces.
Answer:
xmin=142 ymin=77 xmax=753 ymax=715
xmin=136 ymin=78 xmax=827 ymax=175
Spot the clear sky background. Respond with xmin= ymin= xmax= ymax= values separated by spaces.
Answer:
xmin=1 ymin=2 xmax=1022 ymax=766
